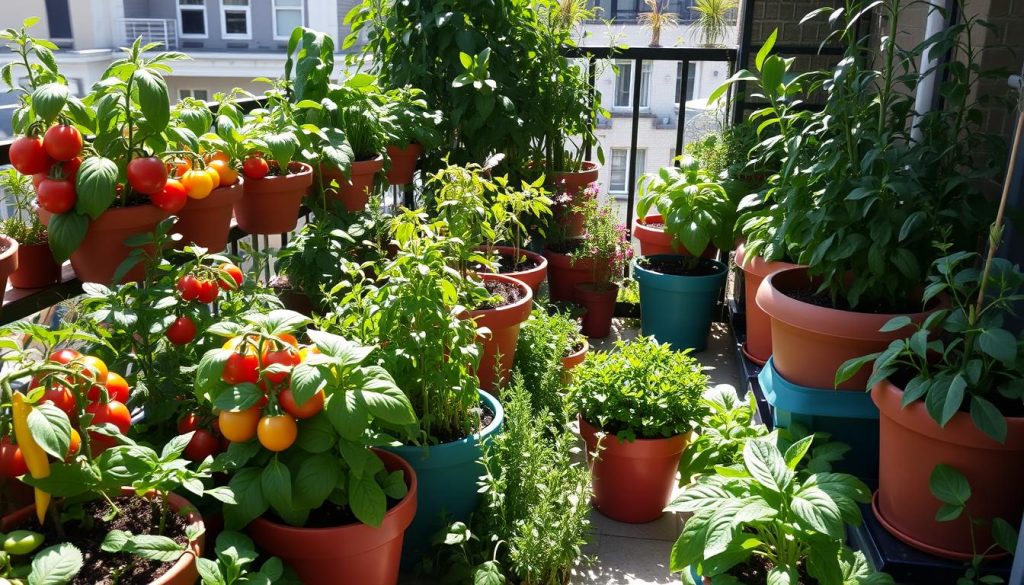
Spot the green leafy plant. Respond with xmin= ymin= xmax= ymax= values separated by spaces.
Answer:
xmin=668 ymin=432 xmax=892 ymax=584
xmin=0 ymin=169 xmax=48 ymax=246
xmin=429 ymin=161 xmax=500 ymax=279
xmin=512 ymin=308 xmax=585 ymax=416
xmin=490 ymin=175 xmax=553 ymax=266
xmin=569 ymin=197 xmax=633 ymax=285
xmin=639 ymin=0 xmax=679 ymax=47
xmin=197 ymin=530 xmax=300 ymax=585
xmin=568 ymin=336 xmax=707 ymax=440
xmin=381 ymin=85 xmax=443 ymax=149
xmin=690 ymin=0 xmax=738 ymax=47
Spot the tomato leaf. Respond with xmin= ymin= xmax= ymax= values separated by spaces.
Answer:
xmin=292 ymin=453 xmax=341 ymax=510
xmin=261 ymin=459 xmax=293 ymax=517
xmin=134 ymin=69 xmax=170 ymax=132
xmin=28 ymin=543 xmax=83 ymax=585
xmin=46 ymin=211 xmax=88 ymax=263
xmin=349 ymin=473 xmax=386 ymax=527
xmin=31 ymin=82 xmax=69 ymax=123
xmin=224 ymin=468 xmax=268 ymax=530
xmin=75 ymin=156 xmax=119 ymax=219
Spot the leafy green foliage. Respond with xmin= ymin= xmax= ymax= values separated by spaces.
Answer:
xmin=197 ymin=531 xmax=300 ymax=585
xmin=568 ymin=197 xmax=633 ymax=285
xmin=568 ymin=337 xmax=708 ymax=440
xmin=511 ymin=308 xmax=584 ymax=417
xmin=0 ymin=169 xmax=48 ymax=246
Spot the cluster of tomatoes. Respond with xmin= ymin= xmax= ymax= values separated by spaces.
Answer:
xmin=151 ymin=152 xmax=239 ymax=214
xmin=166 ymin=263 xmax=245 ymax=346
xmin=9 ymin=125 xmax=84 ymax=215
xmin=217 ymin=335 xmax=324 ymax=454
xmin=176 ymin=412 xmax=228 ymax=462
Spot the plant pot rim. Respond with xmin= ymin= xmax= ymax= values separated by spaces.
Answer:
xmin=759 ymin=357 xmax=879 ymax=415
xmin=633 ymin=256 xmax=727 ymax=282
xmin=756 ymin=266 xmax=935 ymax=341
xmin=735 ymin=242 xmax=802 ymax=278
xmin=469 ymin=273 xmax=534 ymax=327
xmin=351 ymin=154 xmax=385 ymax=169
xmin=40 ymin=203 xmax=170 ymax=230
xmin=182 ymin=178 xmax=244 ymax=210
xmin=386 ymin=142 xmax=423 ymax=154
xmin=0 ymin=234 xmax=20 ymax=264
xmin=563 ymin=338 xmax=589 ymax=363
xmin=553 ymin=160 xmax=600 ymax=176
xmin=578 ymin=415 xmax=688 ymax=451
xmin=388 ymin=389 xmax=505 ymax=454
xmin=872 ymin=378 xmax=1024 ymax=449
xmin=478 ymin=245 xmax=549 ymax=277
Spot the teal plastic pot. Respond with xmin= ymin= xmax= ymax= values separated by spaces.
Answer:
xmin=759 ymin=358 xmax=879 ymax=484
xmin=633 ymin=256 xmax=728 ymax=352
xmin=382 ymin=390 xmax=504 ymax=566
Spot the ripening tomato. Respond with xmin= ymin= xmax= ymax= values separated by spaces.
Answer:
xmin=151 ymin=178 xmax=188 ymax=213
xmin=297 ymin=345 xmax=321 ymax=363
xmin=257 ymin=415 xmax=297 ymax=452
xmin=166 ymin=315 xmax=197 ymax=345
xmin=181 ymin=169 xmax=214 ymax=200
xmin=103 ymin=372 xmax=131 ymax=403
xmin=66 ymin=428 xmax=81 ymax=459
xmin=41 ymin=385 xmax=76 ymax=415
xmin=177 ymin=275 xmax=200 ymax=301
xmin=242 ymin=156 xmax=269 ymax=180
xmin=177 ymin=413 xmax=201 ymax=434
xmin=204 ymin=166 xmax=222 ymax=190
xmin=218 ymin=263 xmax=244 ymax=290
xmin=218 ymin=408 xmax=260 ymax=442
xmin=167 ymin=158 xmax=192 ymax=178
xmin=0 ymin=439 xmax=28 ymax=478
xmin=276 ymin=333 xmax=299 ymax=348
xmin=222 ymin=351 xmax=260 ymax=385
xmin=32 ymin=173 xmax=46 ymax=190
xmin=75 ymin=356 xmax=109 ymax=386
xmin=126 ymin=157 xmax=168 ymax=195
xmin=85 ymin=400 xmax=131 ymax=453
xmin=279 ymin=388 xmax=324 ymax=419
xmin=43 ymin=125 xmax=83 ymax=161
xmin=261 ymin=347 xmax=300 ymax=385
xmin=36 ymin=178 xmax=76 ymax=214
xmin=9 ymin=136 xmax=53 ymax=175
xmin=49 ymin=348 xmax=82 ymax=364
xmin=206 ymin=151 xmax=230 ymax=164
xmin=207 ymin=159 xmax=237 ymax=187
xmin=184 ymin=429 xmax=221 ymax=461
xmin=196 ymin=279 xmax=219 ymax=303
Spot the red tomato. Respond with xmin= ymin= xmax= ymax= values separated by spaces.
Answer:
xmin=85 ymin=400 xmax=131 ymax=453
xmin=178 ymin=413 xmax=200 ymax=434
xmin=167 ymin=158 xmax=192 ymax=178
xmin=103 ymin=372 xmax=131 ymax=403
xmin=9 ymin=136 xmax=53 ymax=175
xmin=60 ymin=157 xmax=82 ymax=181
xmin=261 ymin=348 xmax=300 ymax=385
xmin=43 ymin=125 xmax=83 ymax=161
xmin=41 ymin=385 xmax=76 ymax=415
xmin=183 ymin=429 xmax=221 ymax=461
xmin=49 ymin=348 xmax=82 ymax=364
xmin=196 ymin=279 xmax=219 ymax=303
xmin=222 ymin=352 xmax=260 ymax=385
xmin=126 ymin=157 xmax=168 ymax=195
xmin=151 ymin=178 xmax=188 ymax=213
xmin=279 ymin=388 xmax=324 ymax=419
xmin=218 ymin=263 xmax=244 ymax=290
xmin=37 ymin=178 xmax=77 ymax=214
xmin=0 ymin=439 xmax=28 ymax=478
xmin=242 ymin=156 xmax=269 ymax=180
xmin=177 ymin=275 xmax=200 ymax=301
xmin=166 ymin=315 xmax=197 ymax=345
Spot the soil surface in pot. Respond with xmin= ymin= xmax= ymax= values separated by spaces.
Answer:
xmin=431 ymin=405 xmax=496 ymax=445
xmin=267 ymin=496 xmax=403 ymax=529
xmin=642 ymin=256 xmax=720 ymax=277
xmin=0 ymin=240 xmax=9 ymax=254
xmin=495 ymin=253 xmax=540 ymax=273
xmin=475 ymin=278 xmax=525 ymax=310
xmin=545 ymin=240 xmax=582 ymax=254
xmin=563 ymin=339 xmax=586 ymax=358
xmin=37 ymin=495 xmax=190 ymax=585
xmin=722 ymin=556 xmax=815 ymax=584
xmin=782 ymin=287 xmax=919 ymax=315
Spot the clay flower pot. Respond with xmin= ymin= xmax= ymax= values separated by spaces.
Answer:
xmin=173 ymin=178 xmax=243 ymax=253
xmin=1 ymin=490 xmax=204 ymax=585
xmin=470 ymin=273 xmax=534 ymax=392
xmin=551 ymin=161 xmax=599 ymax=195
xmin=10 ymin=241 xmax=59 ymax=289
xmin=0 ymin=235 xmax=18 ymax=303
xmin=40 ymin=204 xmax=169 ymax=284
xmin=735 ymin=243 xmax=802 ymax=365
xmin=579 ymin=416 xmax=689 ymax=523
xmin=322 ymin=156 xmax=384 ymax=213
xmin=543 ymin=242 xmax=608 ymax=303
xmin=872 ymin=379 xmax=1024 ymax=560
xmin=560 ymin=338 xmax=589 ymax=385
xmin=481 ymin=245 xmax=548 ymax=295
xmin=385 ymin=143 xmax=422 ymax=186
xmin=574 ymin=282 xmax=618 ymax=338
xmin=233 ymin=162 xmax=312 ymax=235
xmin=756 ymin=267 xmax=934 ymax=390
xmin=248 ymin=449 xmax=417 ymax=585
xmin=632 ymin=215 xmax=720 ymax=259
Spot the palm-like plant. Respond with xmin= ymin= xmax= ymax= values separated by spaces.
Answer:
xmin=638 ymin=0 xmax=678 ymax=47
xmin=690 ymin=0 xmax=737 ymax=47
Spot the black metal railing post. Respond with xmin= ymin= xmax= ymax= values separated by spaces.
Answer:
xmin=673 ymin=59 xmax=690 ymax=160
xmin=624 ymin=57 xmax=643 ymax=248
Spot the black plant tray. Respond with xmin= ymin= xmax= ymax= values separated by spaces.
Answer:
xmin=727 ymin=299 xmax=774 ymax=427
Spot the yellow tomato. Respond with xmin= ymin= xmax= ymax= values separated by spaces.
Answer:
xmin=205 ymin=167 xmax=222 ymax=189
xmin=181 ymin=169 xmax=214 ymax=200
xmin=208 ymin=159 xmax=238 ymax=187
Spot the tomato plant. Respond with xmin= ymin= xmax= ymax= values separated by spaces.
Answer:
xmin=84 ymin=400 xmax=131 ymax=453
xmin=40 ymin=385 xmax=75 ymax=415
xmin=207 ymin=159 xmax=238 ymax=186
xmin=102 ymin=372 xmax=130 ymax=403
xmin=261 ymin=347 xmax=299 ymax=385
xmin=242 ymin=156 xmax=269 ymax=180
xmin=9 ymin=136 xmax=52 ymax=175
xmin=177 ymin=274 xmax=201 ymax=301
xmin=126 ymin=156 xmax=168 ymax=195
xmin=42 ymin=124 xmax=82 ymax=161
xmin=48 ymin=348 xmax=81 ymax=364
xmin=75 ymin=355 xmax=109 ymax=385
xmin=183 ymin=430 xmax=221 ymax=461
xmin=166 ymin=315 xmax=197 ymax=345
xmin=151 ymin=178 xmax=188 ymax=213
xmin=66 ymin=428 xmax=81 ymax=458
xmin=218 ymin=263 xmax=244 ymax=289
xmin=167 ymin=157 xmax=192 ymax=178
xmin=36 ymin=178 xmax=76 ymax=213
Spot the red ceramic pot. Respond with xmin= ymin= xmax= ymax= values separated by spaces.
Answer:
xmin=234 ymin=162 xmax=312 ymax=235
xmin=560 ymin=338 xmax=588 ymax=385
xmin=385 ymin=143 xmax=422 ymax=186
xmin=872 ymin=379 xmax=1024 ymax=559
xmin=544 ymin=243 xmax=608 ymax=303
xmin=579 ymin=416 xmax=689 ymax=523
xmin=574 ymin=282 xmax=618 ymax=338
xmin=735 ymin=243 xmax=802 ymax=365
xmin=480 ymin=245 xmax=548 ymax=295
xmin=0 ymin=236 xmax=17 ymax=302
xmin=323 ymin=156 xmax=384 ymax=213
xmin=469 ymin=273 xmax=533 ymax=393
xmin=247 ymin=449 xmax=417 ymax=585
xmin=39 ymin=204 xmax=169 ymax=284
xmin=12 ymin=241 xmax=60 ymax=289
xmin=551 ymin=161 xmax=599 ymax=195
xmin=173 ymin=178 xmax=243 ymax=253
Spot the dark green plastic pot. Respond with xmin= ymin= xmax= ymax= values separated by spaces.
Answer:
xmin=382 ymin=390 xmax=504 ymax=566
xmin=633 ymin=256 xmax=728 ymax=352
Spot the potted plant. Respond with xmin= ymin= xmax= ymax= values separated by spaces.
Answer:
xmin=668 ymin=432 xmax=893 ymax=584
xmin=689 ymin=0 xmax=738 ymax=47
xmin=568 ymin=337 xmax=707 ymax=523
xmin=0 ymin=170 xmax=57 ymax=288
xmin=512 ymin=308 xmax=588 ymax=415
xmin=568 ymin=198 xmax=633 ymax=338
xmin=639 ymin=0 xmax=679 ymax=47
xmin=193 ymin=314 xmax=419 ymax=584
xmin=381 ymin=85 xmax=443 ymax=186
xmin=485 ymin=174 xmax=553 ymax=294
xmin=4 ymin=28 xmax=181 ymax=284
xmin=543 ymin=183 xmax=605 ymax=303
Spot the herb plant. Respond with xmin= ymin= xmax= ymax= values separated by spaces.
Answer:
xmin=381 ymin=86 xmax=443 ymax=149
xmin=197 ymin=530 xmax=300 ymax=585
xmin=0 ymin=169 xmax=47 ymax=246
xmin=512 ymin=308 xmax=585 ymax=416
xmin=569 ymin=198 xmax=633 ymax=285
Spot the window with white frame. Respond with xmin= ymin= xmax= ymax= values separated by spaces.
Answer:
xmin=609 ymin=148 xmax=646 ymax=194
xmin=221 ymin=0 xmax=251 ymax=39
xmin=613 ymin=61 xmax=651 ymax=109
xmin=178 ymin=0 xmax=207 ymax=38
xmin=273 ymin=0 xmax=304 ymax=40
xmin=178 ymin=89 xmax=209 ymax=101
xmin=674 ymin=62 xmax=697 ymax=105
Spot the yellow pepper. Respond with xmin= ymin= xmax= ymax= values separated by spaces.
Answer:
xmin=12 ymin=393 xmax=50 ymax=524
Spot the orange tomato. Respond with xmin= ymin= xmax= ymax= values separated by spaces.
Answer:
xmin=206 ymin=151 xmax=230 ymax=164
xmin=205 ymin=166 xmax=222 ymax=189
xmin=67 ymin=428 xmax=81 ymax=458
xmin=181 ymin=169 xmax=214 ymax=200
xmin=298 ymin=345 xmax=321 ymax=363
xmin=76 ymin=356 xmax=109 ymax=386
xmin=257 ymin=415 xmax=298 ymax=452
xmin=167 ymin=158 xmax=191 ymax=178
xmin=207 ymin=159 xmax=238 ymax=187
xmin=276 ymin=333 xmax=299 ymax=348
xmin=218 ymin=408 xmax=261 ymax=443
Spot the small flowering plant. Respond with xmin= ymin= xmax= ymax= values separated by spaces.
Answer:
xmin=569 ymin=196 xmax=633 ymax=286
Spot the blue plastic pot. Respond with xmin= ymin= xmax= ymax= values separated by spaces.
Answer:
xmin=633 ymin=256 xmax=728 ymax=352
xmin=382 ymin=390 xmax=504 ymax=566
xmin=759 ymin=358 xmax=879 ymax=483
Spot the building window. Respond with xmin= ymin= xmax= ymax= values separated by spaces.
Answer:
xmin=273 ymin=0 xmax=304 ymax=40
xmin=178 ymin=0 xmax=207 ymax=38
xmin=614 ymin=61 xmax=651 ymax=109
xmin=675 ymin=62 xmax=697 ymax=105
xmin=609 ymin=148 xmax=647 ymax=194
xmin=221 ymin=0 xmax=251 ymax=39
xmin=179 ymin=89 xmax=209 ymax=101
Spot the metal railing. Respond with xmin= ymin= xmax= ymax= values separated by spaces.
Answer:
xmin=117 ymin=19 xmax=178 ymax=50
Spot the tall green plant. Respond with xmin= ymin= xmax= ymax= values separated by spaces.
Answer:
xmin=0 ymin=169 xmax=47 ymax=246
xmin=690 ymin=0 xmax=737 ymax=47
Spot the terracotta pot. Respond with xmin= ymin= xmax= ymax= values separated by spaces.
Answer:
xmin=551 ymin=161 xmax=599 ymax=195
xmin=872 ymin=379 xmax=1024 ymax=559
xmin=735 ymin=244 xmax=802 ymax=365
xmin=544 ymin=243 xmax=608 ymax=303
xmin=560 ymin=338 xmax=588 ymax=385
xmin=756 ymin=267 xmax=934 ymax=390
xmin=632 ymin=215 xmax=720 ymax=259
xmin=248 ymin=449 xmax=417 ymax=585
xmin=579 ymin=416 xmax=689 ymax=523
xmin=10 ymin=241 xmax=59 ymax=289
xmin=322 ymin=156 xmax=384 ymax=213
xmin=574 ymin=282 xmax=618 ymax=338
xmin=469 ymin=273 xmax=533 ymax=393
xmin=233 ymin=162 xmax=312 ymax=235
xmin=39 ymin=204 xmax=169 ymax=284
xmin=2 ymin=490 xmax=203 ymax=585
xmin=385 ymin=143 xmax=422 ymax=186
xmin=173 ymin=179 xmax=243 ymax=253
xmin=480 ymin=245 xmax=548 ymax=295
